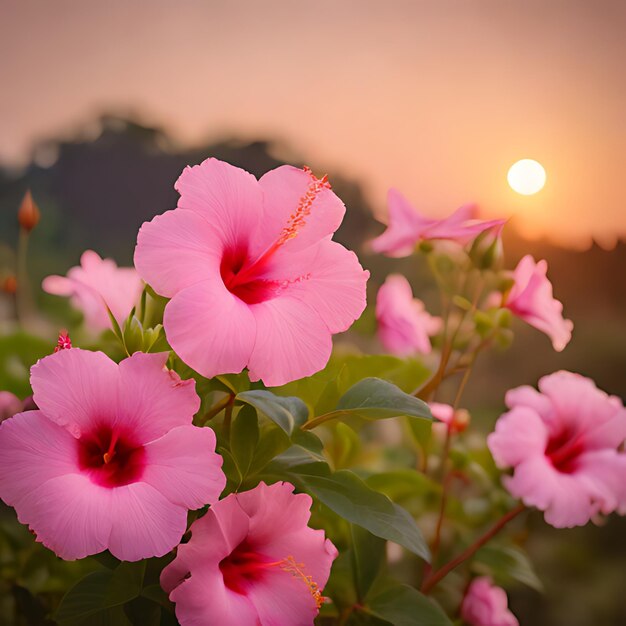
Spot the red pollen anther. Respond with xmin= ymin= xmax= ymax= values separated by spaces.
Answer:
xmin=54 ymin=331 xmax=72 ymax=353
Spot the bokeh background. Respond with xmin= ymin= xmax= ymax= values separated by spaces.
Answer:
xmin=1 ymin=1 xmax=625 ymax=624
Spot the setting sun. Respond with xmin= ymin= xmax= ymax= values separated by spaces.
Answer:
xmin=507 ymin=159 xmax=546 ymax=195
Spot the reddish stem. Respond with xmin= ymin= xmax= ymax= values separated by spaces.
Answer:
xmin=421 ymin=503 xmax=525 ymax=594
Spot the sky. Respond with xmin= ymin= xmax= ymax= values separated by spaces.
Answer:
xmin=1 ymin=0 xmax=624 ymax=248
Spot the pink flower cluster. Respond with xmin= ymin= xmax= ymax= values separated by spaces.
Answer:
xmin=376 ymin=274 xmax=442 ymax=356
xmin=488 ymin=371 xmax=626 ymax=528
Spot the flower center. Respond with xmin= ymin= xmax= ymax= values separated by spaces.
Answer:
xmin=219 ymin=167 xmax=328 ymax=305
xmin=77 ymin=425 xmax=146 ymax=487
xmin=219 ymin=540 xmax=275 ymax=594
xmin=219 ymin=246 xmax=279 ymax=304
xmin=545 ymin=428 xmax=585 ymax=473
xmin=219 ymin=542 xmax=323 ymax=607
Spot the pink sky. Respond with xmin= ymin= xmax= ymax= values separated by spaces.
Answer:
xmin=1 ymin=0 xmax=624 ymax=248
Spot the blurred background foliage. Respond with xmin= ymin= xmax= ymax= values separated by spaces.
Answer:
xmin=0 ymin=117 xmax=625 ymax=624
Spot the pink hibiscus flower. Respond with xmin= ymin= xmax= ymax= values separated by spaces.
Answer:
xmin=42 ymin=250 xmax=143 ymax=331
xmin=0 ymin=349 xmax=225 ymax=560
xmin=370 ymin=188 xmax=506 ymax=257
xmin=461 ymin=577 xmax=518 ymax=626
xmin=134 ymin=158 xmax=369 ymax=386
xmin=488 ymin=371 xmax=626 ymax=528
xmin=161 ymin=481 xmax=337 ymax=625
xmin=376 ymin=274 xmax=442 ymax=356
xmin=503 ymin=255 xmax=573 ymax=352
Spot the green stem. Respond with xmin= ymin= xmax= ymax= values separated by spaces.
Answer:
xmin=223 ymin=402 xmax=233 ymax=440
xmin=202 ymin=393 xmax=234 ymax=424
xmin=16 ymin=228 xmax=31 ymax=326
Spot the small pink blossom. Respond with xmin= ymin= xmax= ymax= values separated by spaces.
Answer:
xmin=161 ymin=481 xmax=337 ymax=625
xmin=0 ymin=391 xmax=22 ymax=422
xmin=430 ymin=402 xmax=470 ymax=434
xmin=135 ymin=158 xmax=369 ymax=386
xmin=370 ymin=189 xmax=506 ymax=257
xmin=503 ymin=255 xmax=573 ymax=351
xmin=376 ymin=274 xmax=441 ymax=356
xmin=461 ymin=577 xmax=518 ymax=626
xmin=42 ymin=250 xmax=143 ymax=332
xmin=488 ymin=371 xmax=626 ymax=528
xmin=0 ymin=349 xmax=225 ymax=560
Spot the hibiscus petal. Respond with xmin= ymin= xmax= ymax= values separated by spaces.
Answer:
xmin=246 ymin=567 xmax=321 ymax=626
xmin=538 ymin=371 xmax=626 ymax=448
xmin=169 ymin=568 xmax=258 ymax=626
xmin=247 ymin=296 xmax=332 ymax=387
xmin=487 ymin=406 xmax=549 ymax=468
xmin=161 ymin=496 xmax=250 ymax=594
xmin=41 ymin=274 xmax=74 ymax=296
xmin=107 ymin=482 xmax=188 ymax=561
xmin=505 ymin=456 xmax=594 ymax=528
xmin=142 ymin=425 xmax=224 ymax=509
xmin=255 ymin=165 xmax=346 ymax=256
xmin=164 ymin=278 xmax=257 ymax=379
xmin=11 ymin=473 xmax=113 ymax=560
xmin=134 ymin=208 xmax=223 ymax=298
xmin=574 ymin=450 xmax=626 ymax=515
xmin=30 ymin=349 xmax=119 ymax=438
xmin=263 ymin=239 xmax=368 ymax=334
xmin=237 ymin=483 xmax=337 ymax=590
xmin=370 ymin=188 xmax=431 ymax=257
xmin=117 ymin=352 xmax=200 ymax=442
xmin=175 ymin=158 xmax=262 ymax=251
xmin=0 ymin=411 xmax=78 ymax=509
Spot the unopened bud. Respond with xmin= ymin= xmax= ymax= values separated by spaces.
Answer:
xmin=18 ymin=190 xmax=41 ymax=232
xmin=2 ymin=275 xmax=17 ymax=294
xmin=0 ymin=391 xmax=22 ymax=422
xmin=452 ymin=408 xmax=470 ymax=433
xmin=54 ymin=331 xmax=72 ymax=352
xmin=468 ymin=226 xmax=504 ymax=270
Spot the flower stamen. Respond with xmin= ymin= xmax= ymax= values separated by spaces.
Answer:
xmin=279 ymin=555 xmax=325 ymax=609
xmin=277 ymin=166 xmax=331 ymax=246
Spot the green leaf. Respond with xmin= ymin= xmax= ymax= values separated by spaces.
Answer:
xmin=474 ymin=545 xmax=544 ymax=592
xmin=55 ymin=560 xmax=145 ymax=626
xmin=237 ymin=390 xmax=309 ymax=435
xmin=366 ymin=469 xmax=440 ymax=502
xmin=290 ymin=464 xmax=430 ymax=561
xmin=105 ymin=305 xmax=125 ymax=347
xmin=351 ymin=525 xmax=386 ymax=600
xmin=366 ymin=583 xmax=453 ymax=626
xmin=247 ymin=427 xmax=291 ymax=475
xmin=231 ymin=405 xmax=259 ymax=477
xmin=274 ymin=353 xmax=431 ymax=415
xmin=304 ymin=378 xmax=432 ymax=430
xmin=218 ymin=446 xmax=242 ymax=492
xmin=0 ymin=331 xmax=50 ymax=396
xmin=90 ymin=551 xmax=120 ymax=570
xmin=267 ymin=431 xmax=326 ymax=469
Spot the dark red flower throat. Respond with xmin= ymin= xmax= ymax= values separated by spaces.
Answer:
xmin=77 ymin=425 xmax=145 ymax=487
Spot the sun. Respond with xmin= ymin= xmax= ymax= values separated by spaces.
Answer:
xmin=507 ymin=159 xmax=546 ymax=195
